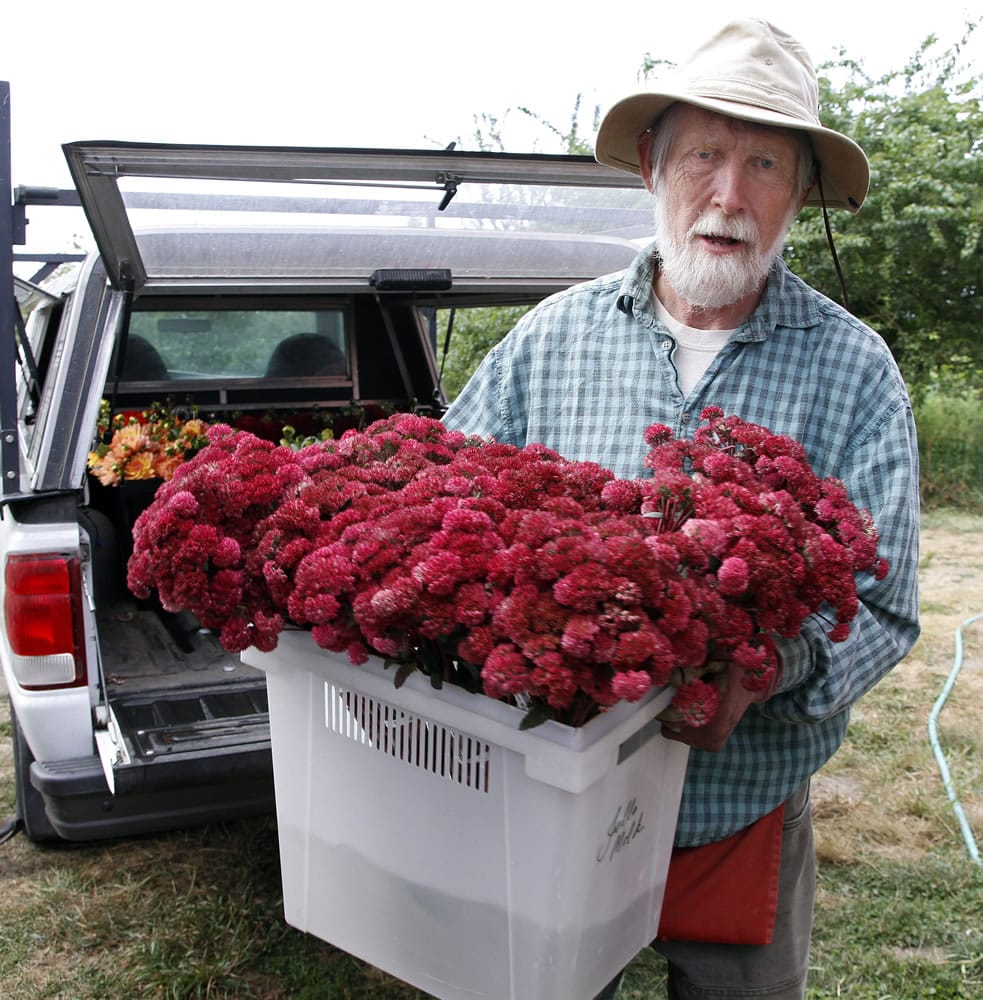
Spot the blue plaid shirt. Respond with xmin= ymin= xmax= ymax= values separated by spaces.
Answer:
xmin=444 ymin=246 xmax=921 ymax=846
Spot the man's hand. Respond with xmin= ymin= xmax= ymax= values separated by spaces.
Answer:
xmin=658 ymin=660 xmax=781 ymax=753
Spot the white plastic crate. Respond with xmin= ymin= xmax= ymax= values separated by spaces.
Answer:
xmin=244 ymin=630 xmax=689 ymax=1000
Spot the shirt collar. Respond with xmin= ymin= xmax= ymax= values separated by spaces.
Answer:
xmin=616 ymin=244 xmax=825 ymax=341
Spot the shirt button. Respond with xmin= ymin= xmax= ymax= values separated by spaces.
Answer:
xmin=663 ymin=340 xmax=673 ymax=350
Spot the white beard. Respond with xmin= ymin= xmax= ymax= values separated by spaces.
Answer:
xmin=652 ymin=192 xmax=794 ymax=311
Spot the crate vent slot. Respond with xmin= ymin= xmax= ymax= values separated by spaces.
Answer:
xmin=325 ymin=682 xmax=490 ymax=793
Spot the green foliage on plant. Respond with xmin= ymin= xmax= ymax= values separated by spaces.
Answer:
xmin=466 ymin=92 xmax=601 ymax=156
xmin=438 ymin=304 xmax=531 ymax=400
xmin=784 ymin=25 xmax=982 ymax=395
xmin=915 ymin=391 xmax=983 ymax=511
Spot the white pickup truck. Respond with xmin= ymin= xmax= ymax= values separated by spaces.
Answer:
xmin=1 ymin=120 xmax=652 ymax=841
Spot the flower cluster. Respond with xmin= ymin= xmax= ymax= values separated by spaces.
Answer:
xmin=229 ymin=403 xmax=392 ymax=447
xmin=127 ymin=408 xmax=888 ymax=729
xmin=88 ymin=402 xmax=395 ymax=487
xmin=87 ymin=402 xmax=210 ymax=486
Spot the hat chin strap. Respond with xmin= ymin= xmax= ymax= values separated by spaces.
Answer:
xmin=817 ymin=171 xmax=851 ymax=311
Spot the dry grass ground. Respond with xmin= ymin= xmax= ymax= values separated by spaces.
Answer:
xmin=812 ymin=509 xmax=983 ymax=865
xmin=0 ymin=510 xmax=980 ymax=998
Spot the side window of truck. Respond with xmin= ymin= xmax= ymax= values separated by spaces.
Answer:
xmin=17 ymin=292 xmax=69 ymax=451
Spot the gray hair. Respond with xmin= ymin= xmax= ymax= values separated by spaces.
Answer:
xmin=647 ymin=103 xmax=817 ymax=204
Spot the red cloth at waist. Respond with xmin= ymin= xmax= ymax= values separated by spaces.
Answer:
xmin=656 ymin=801 xmax=785 ymax=945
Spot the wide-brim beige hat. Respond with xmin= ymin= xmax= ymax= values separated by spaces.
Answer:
xmin=595 ymin=18 xmax=870 ymax=212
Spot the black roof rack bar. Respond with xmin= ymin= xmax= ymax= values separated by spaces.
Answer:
xmin=2 ymin=81 xmax=20 ymax=494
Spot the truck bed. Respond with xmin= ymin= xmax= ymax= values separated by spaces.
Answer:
xmin=97 ymin=599 xmax=270 ymax=760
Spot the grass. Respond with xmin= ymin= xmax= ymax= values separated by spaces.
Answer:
xmin=915 ymin=393 xmax=983 ymax=513
xmin=811 ymin=860 xmax=982 ymax=998
xmin=1 ymin=512 xmax=981 ymax=999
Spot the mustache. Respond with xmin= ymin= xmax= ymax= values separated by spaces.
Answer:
xmin=687 ymin=210 xmax=759 ymax=244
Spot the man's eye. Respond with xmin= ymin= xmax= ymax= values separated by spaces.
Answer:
xmin=759 ymin=158 xmax=777 ymax=170
xmin=695 ymin=150 xmax=713 ymax=161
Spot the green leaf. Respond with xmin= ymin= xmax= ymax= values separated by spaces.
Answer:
xmin=392 ymin=662 xmax=417 ymax=689
xmin=519 ymin=703 xmax=555 ymax=731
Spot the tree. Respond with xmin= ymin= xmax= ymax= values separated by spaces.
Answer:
xmin=437 ymin=304 xmax=532 ymax=401
xmin=466 ymin=94 xmax=601 ymax=157
xmin=783 ymin=26 xmax=982 ymax=396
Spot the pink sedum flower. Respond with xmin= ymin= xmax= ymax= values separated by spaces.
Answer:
xmin=610 ymin=670 xmax=652 ymax=701
xmin=670 ymin=678 xmax=721 ymax=728
xmin=716 ymin=556 xmax=750 ymax=596
xmin=125 ymin=410 xmax=888 ymax=729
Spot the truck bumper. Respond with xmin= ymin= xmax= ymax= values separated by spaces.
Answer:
xmin=30 ymin=745 xmax=275 ymax=841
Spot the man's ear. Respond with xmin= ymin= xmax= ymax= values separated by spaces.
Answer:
xmin=638 ymin=131 xmax=656 ymax=193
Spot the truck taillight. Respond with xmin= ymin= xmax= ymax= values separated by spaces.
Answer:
xmin=4 ymin=554 xmax=88 ymax=688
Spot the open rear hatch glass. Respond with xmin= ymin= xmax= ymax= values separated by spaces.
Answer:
xmin=62 ymin=142 xmax=655 ymax=294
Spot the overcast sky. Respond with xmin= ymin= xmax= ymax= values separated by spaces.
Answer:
xmin=2 ymin=1 xmax=979 ymax=251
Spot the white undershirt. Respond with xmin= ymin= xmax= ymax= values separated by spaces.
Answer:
xmin=654 ymin=297 xmax=735 ymax=397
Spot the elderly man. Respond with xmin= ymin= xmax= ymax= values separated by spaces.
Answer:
xmin=443 ymin=18 xmax=920 ymax=1000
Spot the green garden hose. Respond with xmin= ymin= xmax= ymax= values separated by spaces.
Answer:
xmin=927 ymin=612 xmax=983 ymax=866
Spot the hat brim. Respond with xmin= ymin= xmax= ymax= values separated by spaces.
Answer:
xmin=595 ymin=92 xmax=869 ymax=213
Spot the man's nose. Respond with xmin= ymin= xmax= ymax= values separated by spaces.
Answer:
xmin=709 ymin=160 xmax=748 ymax=215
